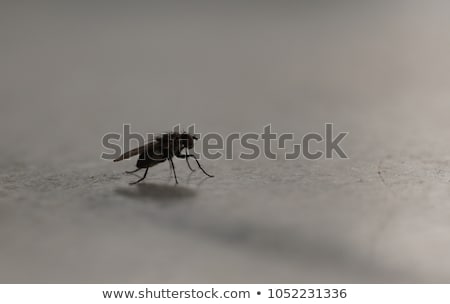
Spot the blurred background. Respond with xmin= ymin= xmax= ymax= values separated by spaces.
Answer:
xmin=1 ymin=0 xmax=450 ymax=282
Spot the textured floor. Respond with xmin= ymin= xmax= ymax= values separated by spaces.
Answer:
xmin=1 ymin=1 xmax=450 ymax=283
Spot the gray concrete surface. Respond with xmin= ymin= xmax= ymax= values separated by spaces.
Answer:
xmin=1 ymin=1 xmax=450 ymax=283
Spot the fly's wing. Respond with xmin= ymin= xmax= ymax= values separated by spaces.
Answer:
xmin=113 ymin=142 xmax=155 ymax=162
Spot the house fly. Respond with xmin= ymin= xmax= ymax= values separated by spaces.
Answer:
xmin=114 ymin=132 xmax=214 ymax=185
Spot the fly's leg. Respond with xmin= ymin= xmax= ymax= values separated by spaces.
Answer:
xmin=168 ymin=158 xmax=179 ymax=184
xmin=129 ymin=168 xmax=149 ymax=185
xmin=191 ymin=156 xmax=214 ymax=178
xmin=179 ymin=154 xmax=214 ymax=178
xmin=125 ymin=168 xmax=143 ymax=174
xmin=185 ymin=149 xmax=195 ymax=172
